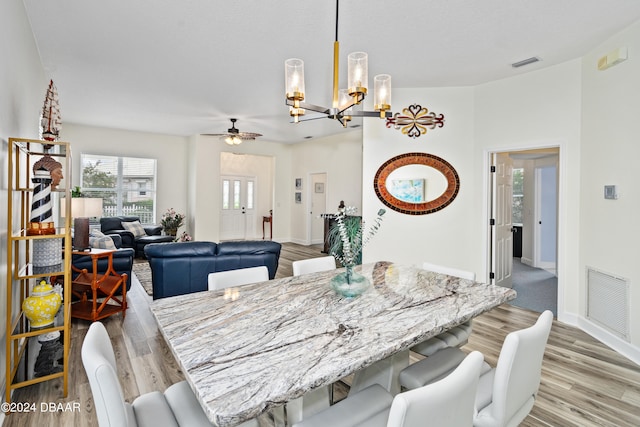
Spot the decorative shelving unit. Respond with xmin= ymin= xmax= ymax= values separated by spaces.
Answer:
xmin=5 ymin=138 xmax=72 ymax=403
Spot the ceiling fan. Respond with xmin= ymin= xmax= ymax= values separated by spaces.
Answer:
xmin=202 ymin=118 xmax=263 ymax=145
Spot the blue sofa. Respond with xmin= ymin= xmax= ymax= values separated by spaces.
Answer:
xmin=144 ymin=240 xmax=282 ymax=299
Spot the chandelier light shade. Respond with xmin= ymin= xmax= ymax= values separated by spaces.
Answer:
xmin=284 ymin=0 xmax=392 ymax=127
xmin=374 ymin=74 xmax=392 ymax=118
xmin=285 ymin=58 xmax=305 ymax=101
xmin=347 ymin=52 xmax=368 ymax=96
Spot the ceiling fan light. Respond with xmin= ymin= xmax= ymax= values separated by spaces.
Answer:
xmin=285 ymin=58 xmax=305 ymax=102
xmin=224 ymin=136 xmax=242 ymax=145
xmin=347 ymin=52 xmax=368 ymax=98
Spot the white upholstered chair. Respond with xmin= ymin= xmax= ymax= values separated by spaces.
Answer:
xmin=411 ymin=262 xmax=476 ymax=356
xmin=82 ymin=321 xmax=259 ymax=427
xmin=292 ymin=256 xmax=336 ymax=276
xmin=400 ymin=310 xmax=554 ymax=427
xmin=292 ymin=351 xmax=485 ymax=427
xmin=207 ymin=266 xmax=269 ymax=291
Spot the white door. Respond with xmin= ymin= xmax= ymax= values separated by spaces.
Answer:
xmin=491 ymin=153 xmax=513 ymax=288
xmin=220 ymin=175 xmax=256 ymax=240
xmin=535 ymin=165 xmax=557 ymax=271
xmin=310 ymin=173 xmax=327 ymax=245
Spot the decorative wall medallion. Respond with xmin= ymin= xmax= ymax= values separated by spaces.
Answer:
xmin=385 ymin=104 xmax=444 ymax=139
xmin=374 ymin=152 xmax=459 ymax=215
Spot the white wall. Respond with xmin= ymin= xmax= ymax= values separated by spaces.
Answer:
xmin=0 ymin=0 xmax=48 ymax=404
xmin=474 ymin=60 xmax=583 ymax=323
xmin=363 ymin=87 xmax=477 ymax=272
xmin=60 ymin=123 xmax=189 ymax=228
xmin=580 ymin=20 xmax=640 ymax=352
xmin=289 ymin=130 xmax=363 ymax=244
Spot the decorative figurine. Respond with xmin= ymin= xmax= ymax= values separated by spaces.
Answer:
xmin=40 ymin=79 xmax=61 ymax=142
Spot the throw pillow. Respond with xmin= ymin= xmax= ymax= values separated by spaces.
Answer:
xmin=89 ymin=229 xmax=105 ymax=238
xmin=90 ymin=235 xmax=116 ymax=250
xmin=122 ymin=220 xmax=146 ymax=238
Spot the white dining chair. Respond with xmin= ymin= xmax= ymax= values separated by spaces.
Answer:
xmin=400 ymin=310 xmax=554 ymax=427
xmin=292 ymin=351 xmax=484 ymax=427
xmin=82 ymin=321 xmax=259 ymax=427
xmin=292 ymin=256 xmax=336 ymax=276
xmin=411 ymin=262 xmax=477 ymax=356
xmin=207 ymin=266 xmax=269 ymax=291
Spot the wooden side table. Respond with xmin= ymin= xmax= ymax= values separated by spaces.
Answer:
xmin=262 ymin=210 xmax=273 ymax=240
xmin=71 ymin=249 xmax=127 ymax=321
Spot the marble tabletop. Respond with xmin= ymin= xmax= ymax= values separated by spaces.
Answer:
xmin=150 ymin=261 xmax=516 ymax=427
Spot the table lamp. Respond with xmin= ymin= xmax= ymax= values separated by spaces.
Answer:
xmin=61 ymin=198 xmax=103 ymax=251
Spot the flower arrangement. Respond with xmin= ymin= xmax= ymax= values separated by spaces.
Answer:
xmin=328 ymin=206 xmax=386 ymax=269
xmin=177 ymin=231 xmax=192 ymax=242
xmin=161 ymin=208 xmax=185 ymax=232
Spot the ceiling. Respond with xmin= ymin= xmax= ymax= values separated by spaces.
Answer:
xmin=23 ymin=0 xmax=640 ymax=144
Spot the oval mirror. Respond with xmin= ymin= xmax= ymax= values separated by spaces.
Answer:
xmin=374 ymin=152 xmax=460 ymax=215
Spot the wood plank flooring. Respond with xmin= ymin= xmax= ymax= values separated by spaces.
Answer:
xmin=4 ymin=243 xmax=639 ymax=426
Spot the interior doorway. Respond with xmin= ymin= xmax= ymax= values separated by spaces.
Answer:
xmin=488 ymin=147 xmax=559 ymax=315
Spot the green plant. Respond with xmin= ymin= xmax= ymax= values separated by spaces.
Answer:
xmin=328 ymin=207 xmax=385 ymax=268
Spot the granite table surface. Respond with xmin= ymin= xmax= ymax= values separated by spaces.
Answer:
xmin=150 ymin=261 xmax=516 ymax=427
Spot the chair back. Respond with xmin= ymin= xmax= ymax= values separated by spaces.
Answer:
xmin=478 ymin=310 xmax=553 ymax=427
xmin=82 ymin=322 xmax=133 ymax=427
xmin=422 ymin=262 xmax=475 ymax=280
xmin=388 ymin=351 xmax=484 ymax=427
xmin=208 ymin=266 xmax=269 ymax=290
xmin=292 ymin=256 xmax=337 ymax=276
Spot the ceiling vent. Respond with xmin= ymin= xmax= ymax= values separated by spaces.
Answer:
xmin=511 ymin=57 xmax=541 ymax=68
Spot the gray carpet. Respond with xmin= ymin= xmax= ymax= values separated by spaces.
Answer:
xmin=509 ymin=258 xmax=557 ymax=316
xmin=132 ymin=262 xmax=153 ymax=296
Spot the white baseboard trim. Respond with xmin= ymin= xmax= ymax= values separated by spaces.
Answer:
xmin=577 ymin=317 xmax=640 ymax=366
xmin=521 ymin=257 xmax=534 ymax=266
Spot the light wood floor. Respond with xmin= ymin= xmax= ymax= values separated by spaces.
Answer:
xmin=4 ymin=243 xmax=640 ymax=426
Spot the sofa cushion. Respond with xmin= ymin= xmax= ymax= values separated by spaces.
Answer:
xmin=90 ymin=235 xmax=117 ymax=250
xmin=122 ymin=220 xmax=147 ymax=238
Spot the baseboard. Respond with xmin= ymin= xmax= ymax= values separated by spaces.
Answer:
xmin=521 ymin=257 xmax=534 ymax=266
xmin=577 ymin=317 xmax=640 ymax=366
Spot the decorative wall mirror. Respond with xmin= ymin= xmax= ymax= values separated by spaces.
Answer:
xmin=373 ymin=152 xmax=460 ymax=215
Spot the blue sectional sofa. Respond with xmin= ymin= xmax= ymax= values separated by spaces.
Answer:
xmin=144 ymin=240 xmax=282 ymax=299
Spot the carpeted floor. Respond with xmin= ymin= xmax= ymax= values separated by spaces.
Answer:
xmin=509 ymin=258 xmax=557 ymax=316
xmin=132 ymin=261 xmax=153 ymax=296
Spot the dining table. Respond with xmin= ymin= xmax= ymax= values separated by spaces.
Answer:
xmin=150 ymin=261 xmax=516 ymax=427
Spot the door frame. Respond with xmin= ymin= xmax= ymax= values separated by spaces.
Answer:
xmin=484 ymin=143 xmax=564 ymax=316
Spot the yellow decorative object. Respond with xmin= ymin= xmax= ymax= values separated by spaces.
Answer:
xmin=22 ymin=280 xmax=62 ymax=328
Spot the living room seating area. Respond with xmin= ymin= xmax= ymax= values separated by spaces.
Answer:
xmin=100 ymin=216 xmax=174 ymax=258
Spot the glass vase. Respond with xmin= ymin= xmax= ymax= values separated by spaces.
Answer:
xmin=330 ymin=265 xmax=370 ymax=298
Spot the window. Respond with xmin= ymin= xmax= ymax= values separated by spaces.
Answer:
xmin=512 ymin=168 xmax=524 ymax=224
xmin=81 ymin=154 xmax=157 ymax=224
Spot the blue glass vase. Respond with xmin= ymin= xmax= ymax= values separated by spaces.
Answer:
xmin=330 ymin=266 xmax=370 ymax=298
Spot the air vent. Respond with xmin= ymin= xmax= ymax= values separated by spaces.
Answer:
xmin=511 ymin=57 xmax=541 ymax=68
xmin=586 ymin=267 xmax=629 ymax=341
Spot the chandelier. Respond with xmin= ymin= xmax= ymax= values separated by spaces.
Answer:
xmin=285 ymin=0 xmax=392 ymax=127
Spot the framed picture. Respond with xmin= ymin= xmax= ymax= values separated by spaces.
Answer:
xmin=315 ymin=182 xmax=324 ymax=193
xmin=389 ymin=179 xmax=425 ymax=203
xmin=295 ymin=178 xmax=302 ymax=190
xmin=295 ymin=192 xmax=302 ymax=203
